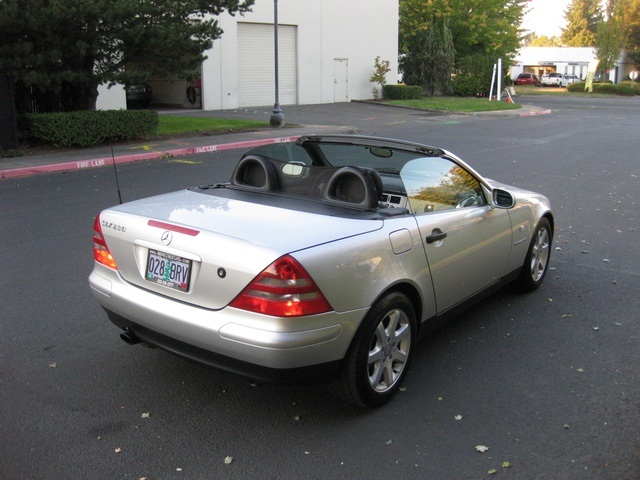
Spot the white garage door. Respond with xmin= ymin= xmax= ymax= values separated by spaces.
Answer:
xmin=238 ymin=23 xmax=297 ymax=107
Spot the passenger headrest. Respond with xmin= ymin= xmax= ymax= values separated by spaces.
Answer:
xmin=230 ymin=155 xmax=279 ymax=191
xmin=323 ymin=166 xmax=382 ymax=209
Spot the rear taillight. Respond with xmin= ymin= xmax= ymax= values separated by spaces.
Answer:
xmin=230 ymin=255 xmax=332 ymax=317
xmin=93 ymin=216 xmax=117 ymax=270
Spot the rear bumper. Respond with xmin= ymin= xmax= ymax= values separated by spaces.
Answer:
xmin=89 ymin=265 xmax=366 ymax=374
xmin=104 ymin=308 xmax=342 ymax=383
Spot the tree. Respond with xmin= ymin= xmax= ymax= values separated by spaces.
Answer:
xmin=0 ymin=0 xmax=254 ymax=111
xmin=430 ymin=20 xmax=456 ymax=95
xmin=369 ymin=56 xmax=391 ymax=99
xmin=561 ymin=0 xmax=603 ymax=46
xmin=596 ymin=0 xmax=626 ymax=72
xmin=399 ymin=0 xmax=526 ymax=92
xmin=399 ymin=18 xmax=455 ymax=94
xmin=529 ymin=35 xmax=563 ymax=47
xmin=521 ymin=31 xmax=538 ymax=47
xmin=623 ymin=0 xmax=640 ymax=68
xmin=448 ymin=0 xmax=526 ymax=61
xmin=450 ymin=53 xmax=495 ymax=96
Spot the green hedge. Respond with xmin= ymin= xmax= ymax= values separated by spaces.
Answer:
xmin=383 ymin=84 xmax=422 ymax=100
xmin=567 ymin=82 xmax=636 ymax=96
xmin=620 ymin=80 xmax=640 ymax=95
xmin=21 ymin=109 xmax=159 ymax=147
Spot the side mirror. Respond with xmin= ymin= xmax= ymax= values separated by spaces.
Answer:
xmin=492 ymin=188 xmax=515 ymax=208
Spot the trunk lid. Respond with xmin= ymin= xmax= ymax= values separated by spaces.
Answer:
xmin=98 ymin=189 xmax=382 ymax=310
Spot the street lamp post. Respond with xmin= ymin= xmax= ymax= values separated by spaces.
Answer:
xmin=270 ymin=0 xmax=284 ymax=126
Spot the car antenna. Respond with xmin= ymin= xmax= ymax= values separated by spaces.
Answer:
xmin=110 ymin=144 xmax=123 ymax=204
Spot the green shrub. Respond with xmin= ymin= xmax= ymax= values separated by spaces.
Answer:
xmin=451 ymin=54 xmax=497 ymax=97
xmin=383 ymin=84 xmax=422 ymax=100
xmin=567 ymin=82 xmax=585 ymax=92
xmin=21 ymin=109 xmax=159 ymax=147
xmin=567 ymin=82 xmax=635 ymax=96
xmin=620 ymin=80 xmax=640 ymax=95
xmin=0 ymin=148 xmax=24 ymax=158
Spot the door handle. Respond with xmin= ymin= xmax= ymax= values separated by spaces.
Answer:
xmin=426 ymin=228 xmax=447 ymax=244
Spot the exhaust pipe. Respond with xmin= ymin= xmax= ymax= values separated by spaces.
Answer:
xmin=120 ymin=329 xmax=141 ymax=345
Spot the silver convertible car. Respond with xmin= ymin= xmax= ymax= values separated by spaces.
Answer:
xmin=89 ymin=135 xmax=553 ymax=407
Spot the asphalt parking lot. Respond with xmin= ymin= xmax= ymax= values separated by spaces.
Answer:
xmin=1 ymin=97 xmax=639 ymax=479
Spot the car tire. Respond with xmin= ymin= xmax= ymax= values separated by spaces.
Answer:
xmin=186 ymin=86 xmax=196 ymax=105
xmin=330 ymin=291 xmax=416 ymax=407
xmin=514 ymin=217 xmax=552 ymax=292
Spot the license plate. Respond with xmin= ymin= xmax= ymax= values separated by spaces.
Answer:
xmin=146 ymin=249 xmax=192 ymax=292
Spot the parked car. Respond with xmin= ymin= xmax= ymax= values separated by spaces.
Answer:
xmin=125 ymin=83 xmax=153 ymax=109
xmin=541 ymin=73 xmax=563 ymax=87
xmin=89 ymin=135 xmax=554 ymax=407
xmin=516 ymin=73 xmax=541 ymax=86
xmin=542 ymin=73 xmax=581 ymax=87
xmin=562 ymin=74 xmax=580 ymax=86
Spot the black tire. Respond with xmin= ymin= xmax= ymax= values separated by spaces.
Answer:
xmin=186 ymin=86 xmax=196 ymax=104
xmin=514 ymin=217 xmax=552 ymax=292
xmin=330 ymin=292 xmax=416 ymax=407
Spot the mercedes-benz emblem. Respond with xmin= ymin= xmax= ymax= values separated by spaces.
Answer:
xmin=161 ymin=231 xmax=173 ymax=246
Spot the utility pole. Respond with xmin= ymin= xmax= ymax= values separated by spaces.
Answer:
xmin=269 ymin=0 xmax=285 ymax=127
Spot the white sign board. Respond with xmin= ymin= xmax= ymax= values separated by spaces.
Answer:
xmin=585 ymin=59 xmax=600 ymax=92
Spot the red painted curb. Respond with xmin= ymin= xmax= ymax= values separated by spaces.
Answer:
xmin=1 ymin=135 xmax=300 ymax=179
xmin=519 ymin=109 xmax=552 ymax=117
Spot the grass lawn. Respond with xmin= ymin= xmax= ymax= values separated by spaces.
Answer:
xmin=1 ymin=116 xmax=270 ymax=158
xmin=157 ymin=116 xmax=268 ymax=136
xmin=385 ymin=96 xmax=521 ymax=112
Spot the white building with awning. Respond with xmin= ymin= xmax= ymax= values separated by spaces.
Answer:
xmin=510 ymin=47 xmax=632 ymax=83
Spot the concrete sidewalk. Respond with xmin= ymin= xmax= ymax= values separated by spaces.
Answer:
xmin=0 ymin=101 xmax=550 ymax=179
